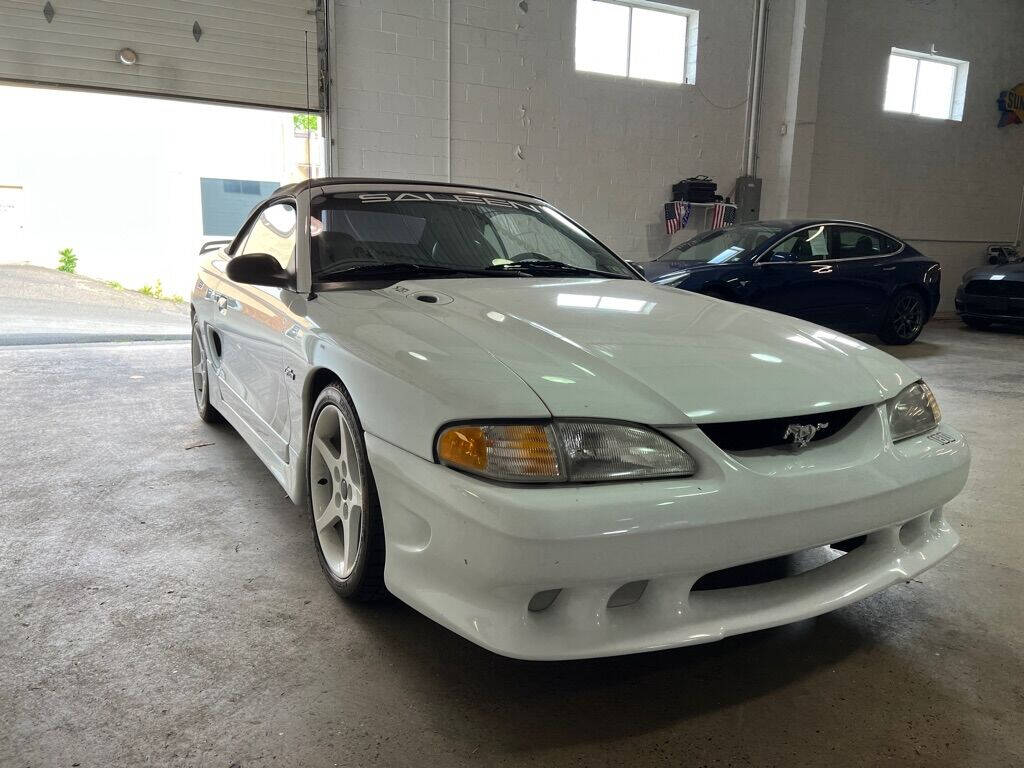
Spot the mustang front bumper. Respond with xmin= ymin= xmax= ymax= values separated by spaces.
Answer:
xmin=366 ymin=404 xmax=970 ymax=660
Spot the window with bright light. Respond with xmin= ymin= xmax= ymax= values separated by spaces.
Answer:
xmin=574 ymin=0 xmax=697 ymax=85
xmin=883 ymin=48 xmax=969 ymax=121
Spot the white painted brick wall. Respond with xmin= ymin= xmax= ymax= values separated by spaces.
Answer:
xmin=329 ymin=0 xmax=1023 ymax=311
xmin=332 ymin=0 xmax=451 ymax=182
xmin=332 ymin=0 xmax=753 ymax=260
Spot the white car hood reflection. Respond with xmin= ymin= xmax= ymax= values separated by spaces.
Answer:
xmin=355 ymin=277 xmax=918 ymax=425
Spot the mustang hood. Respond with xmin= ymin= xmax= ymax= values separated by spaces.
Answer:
xmin=372 ymin=278 xmax=919 ymax=425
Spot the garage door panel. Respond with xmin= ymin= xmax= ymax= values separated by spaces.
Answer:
xmin=0 ymin=0 xmax=319 ymax=110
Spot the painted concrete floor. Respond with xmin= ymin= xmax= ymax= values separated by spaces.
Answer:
xmin=1 ymin=320 xmax=1021 ymax=767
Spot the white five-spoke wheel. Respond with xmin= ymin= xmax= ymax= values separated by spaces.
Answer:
xmin=306 ymin=383 xmax=387 ymax=600
xmin=310 ymin=403 xmax=365 ymax=578
xmin=192 ymin=320 xmax=222 ymax=424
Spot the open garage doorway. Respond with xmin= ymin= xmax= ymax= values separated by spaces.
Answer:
xmin=0 ymin=84 xmax=324 ymax=344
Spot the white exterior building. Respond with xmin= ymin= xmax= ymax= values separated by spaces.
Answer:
xmin=0 ymin=85 xmax=321 ymax=298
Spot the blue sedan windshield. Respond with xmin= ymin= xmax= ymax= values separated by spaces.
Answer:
xmin=656 ymin=224 xmax=785 ymax=264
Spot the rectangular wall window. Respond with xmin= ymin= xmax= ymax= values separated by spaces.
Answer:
xmin=883 ymin=47 xmax=969 ymax=121
xmin=574 ymin=0 xmax=697 ymax=85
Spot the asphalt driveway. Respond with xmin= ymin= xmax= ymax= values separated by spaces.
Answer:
xmin=0 ymin=265 xmax=190 ymax=345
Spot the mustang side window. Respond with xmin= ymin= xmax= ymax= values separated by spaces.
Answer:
xmin=765 ymin=226 xmax=831 ymax=263
xmin=241 ymin=203 xmax=297 ymax=271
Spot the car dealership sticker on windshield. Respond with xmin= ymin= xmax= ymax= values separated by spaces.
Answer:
xmin=357 ymin=192 xmax=542 ymax=211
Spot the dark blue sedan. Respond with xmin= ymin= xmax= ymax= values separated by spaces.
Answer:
xmin=644 ymin=220 xmax=941 ymax=344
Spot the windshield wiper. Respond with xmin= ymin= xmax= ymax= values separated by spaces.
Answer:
xmin=486 ymin=259 xmax=630 ymax=279
xmin=316 ymin=262 xmax=516 ymax=282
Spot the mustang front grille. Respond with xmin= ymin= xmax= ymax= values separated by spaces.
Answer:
xmin=699 ymin=406 xmax=862 ymax=452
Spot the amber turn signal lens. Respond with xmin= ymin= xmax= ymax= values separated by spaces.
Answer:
xmin=437 ymin=426 xmax=489 ymax=471
xmin=437 ymin=424 xmax=563 ymax=481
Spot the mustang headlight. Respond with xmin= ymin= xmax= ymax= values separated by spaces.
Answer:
xmin=436 ymin=421 xmax=696 ymax=483
xmin=887 ymin=381 xmax=941 ymax=442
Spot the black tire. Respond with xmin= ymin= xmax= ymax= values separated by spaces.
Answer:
xmin=878 ymin=289 xmax=926 ymax=345
xmin=191 ymin=319 xmax=223 ymax=424
xmin=306 ymin=383 xmax=387 ymax=602
xmin=962 ymin=316 xmax=992 ymax=331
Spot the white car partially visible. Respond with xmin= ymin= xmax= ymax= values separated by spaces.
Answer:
xmin=190 ymin=179 xmax=970 ymax=660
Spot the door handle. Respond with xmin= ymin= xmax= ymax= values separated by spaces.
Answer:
xmin=882 ymin=266 xmax=896 ymax=271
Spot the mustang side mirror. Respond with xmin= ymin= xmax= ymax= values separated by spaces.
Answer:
xmin=226 ymin=253 xmax=291 ymax=288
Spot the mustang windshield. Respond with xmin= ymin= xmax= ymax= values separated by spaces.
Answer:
xmin=656 ymin=224 xmax=785 ymax=264
xmin=310 ymin=192 xmax=636 ymax=282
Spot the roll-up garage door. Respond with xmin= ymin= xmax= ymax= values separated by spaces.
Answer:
xmin=0 ymin=0 xmax=319 ymax=110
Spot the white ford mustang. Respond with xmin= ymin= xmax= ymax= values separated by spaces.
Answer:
xmin=191 ymin=179 xmax=970 ymax=660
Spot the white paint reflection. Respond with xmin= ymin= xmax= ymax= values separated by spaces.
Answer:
xmin=811 ymin=329 xmax=867 ymax=351
xmin=556 ymin=293 xmax=655 ymax=314
xmin=686 ymin=409 xmax=715 ymax=418
xmin=786 ymin=334 xmax=822 ymax=349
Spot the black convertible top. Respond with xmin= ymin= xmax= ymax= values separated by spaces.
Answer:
xmin=273 ymin=176 xmax=545 ymax=200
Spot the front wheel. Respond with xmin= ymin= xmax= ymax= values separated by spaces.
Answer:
xmin=306 ymin=384 xmax=387 ymax=601
xmin=878 ymin=289 xmax=926 ymax=345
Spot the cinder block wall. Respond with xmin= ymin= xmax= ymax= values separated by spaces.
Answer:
xmin=331 ymin=0 xmax=753 ymax=262
xmin=331 ymin=0 xmax=452 ymax=182
xmin=331 ymin=0 xmax=1024 ymax=305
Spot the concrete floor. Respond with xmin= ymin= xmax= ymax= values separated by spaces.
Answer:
xmin=1 ymin=320 xmax=1021 ymax=767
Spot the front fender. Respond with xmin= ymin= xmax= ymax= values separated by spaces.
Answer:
xmin=295 ymin=293 xmax=551 ymax=462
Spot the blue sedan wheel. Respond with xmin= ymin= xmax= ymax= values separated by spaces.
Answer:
xmin=880 ymin=290 xmax=925 ymax=345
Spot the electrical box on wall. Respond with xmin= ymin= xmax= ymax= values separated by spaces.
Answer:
xmin=735 ymin=176 xmax=762 ymax=223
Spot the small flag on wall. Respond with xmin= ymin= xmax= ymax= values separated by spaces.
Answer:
xmin=711 ymin=203 xmax=737 ymax=229
xmin=664 ymin=201 xmax=691 ymax=235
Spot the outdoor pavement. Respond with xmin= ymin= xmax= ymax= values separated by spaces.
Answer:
xmin=1 ymin=320 xmax=1021 ymax=766
xmin=0 ymin=265 xmax=190 ymax=344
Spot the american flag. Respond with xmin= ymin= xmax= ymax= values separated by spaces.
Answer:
xmin=711 ymin=202 xmax=736 ymax=229
xmin=664 ymin=201 xmax=691 ymax=235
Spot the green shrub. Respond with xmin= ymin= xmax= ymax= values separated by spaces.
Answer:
xmin=106 ymin=280 xmax=124 ymax=291
xmin=293 ymin=113 xmax=319 ymax=133
xmin=170 ymin=294 xmax=185 ymax=304
xmin=140 ymin=279 xmax=164 ymax=299
xmin=57 ymin=248 xmax=77 ymax=273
